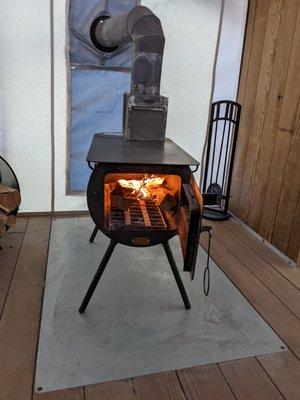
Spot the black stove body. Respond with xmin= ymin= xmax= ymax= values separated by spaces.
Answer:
xmin=79 ymin=6 xmax=206 ymax=313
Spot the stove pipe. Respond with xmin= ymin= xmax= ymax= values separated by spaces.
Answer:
xmin=91 ymin=6 xmax=168 ymax=141
xmin=92 ymin=6 xmax=165 ymax=95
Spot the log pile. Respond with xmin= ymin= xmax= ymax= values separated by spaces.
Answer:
xmin=0 ymin=183 xmax=21 ymax=237
xmin=109 ymin=180 xmax=177 ymax=213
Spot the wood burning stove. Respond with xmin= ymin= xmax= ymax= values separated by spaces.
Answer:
xmin=78 ymin=6 xmax=211 ymax=313
xmin=79 ymin=136 xmax=205 ymax=312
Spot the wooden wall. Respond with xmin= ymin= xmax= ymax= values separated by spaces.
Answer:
xmin=230 ymin=0 xmax=300 ymax=263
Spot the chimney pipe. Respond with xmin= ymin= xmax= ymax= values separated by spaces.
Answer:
xmin=91 ymin=6 xmax=165 ymax=96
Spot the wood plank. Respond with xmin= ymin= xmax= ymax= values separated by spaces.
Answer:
xmin=248 ymin=0 xmax=299 ymax=231
xmin=207 ymin=220 xmax=300 ymax=318
xmin=238 ymin=0 xmax=284 ymax=221
xmin=177 ymin=364 xmax=235 ymax=400
xmin=0 ymin=232 xmax=24 ymax=317
xmin=219 ymin=357 xmax=283 ymax=400
xmin=9 ymin=216 xmax=28 ymax=233
xmin=224 ymin=218 xmax=300 ymax=289
xmin=199 ymin=234 xmax=300 ymax=357
xmin=235 ymin=0 xmax=256 ymax=107
xmin=32 ymin=387 xmax=84 ymax=400
xmin=85 ymin=379 xmax=136 ymax=400
xmin=259 ymin=3 xmax=300 ymax=249
xmin=0 ymin=217 xmax=51 ymax=400
xmin=272 ymin=103 xmax=300 ymax=257
xmin=231 ymin=0 xmax=270 ymax=214
xmin=287 ymin=194 xmax=300 ymax=262
xmin=133 ymin=371 xmax=186 ymax=400
xmin=257 ymin=351 xmax=300 ymax=400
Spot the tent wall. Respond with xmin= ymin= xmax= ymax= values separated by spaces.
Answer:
xmin=0 ymin=0 xmax=222 ymax=212
xmin=213 ymin=0 xmax=248 ymax=102
xmin=0 ymin=0 xmax=52 ymax=212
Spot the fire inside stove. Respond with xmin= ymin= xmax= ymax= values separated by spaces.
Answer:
xmin=104 ymin=173 xmax=181 ymax=231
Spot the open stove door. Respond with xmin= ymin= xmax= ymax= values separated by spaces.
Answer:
xmin=178 ymin=175 xmax=203 ymax=280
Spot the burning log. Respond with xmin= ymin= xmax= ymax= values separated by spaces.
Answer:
xmin=152 ymin=187 xmax=177 ymax=211
xmin=110 ymin=183 xmax=138 ymax=210
xmin=111 ymin=195 xmax=137 ymax=211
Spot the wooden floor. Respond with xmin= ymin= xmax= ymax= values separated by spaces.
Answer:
xmin=0 ymin=216 xmax=300 ymax=400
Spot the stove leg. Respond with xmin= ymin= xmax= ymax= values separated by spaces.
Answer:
xmin=79 ymin=240 xmax=117 ymax=313
xmin=163 ymin=242 xmax=191 ymax=310
xmin=89 ymin=225 xmax=99 ymax=243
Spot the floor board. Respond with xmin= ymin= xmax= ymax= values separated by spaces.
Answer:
xmin=200 ymin=234 xmax=300 ymax=357
xmin=224 ymin=218 xmax=300 ymax=289
xmin=1 ymin=215 xmax=299 ymax=400
xmin=177 ymin=364 xmax=235 ymax=400
xmin=219 ymin=357 xmax=284 ymax=400
xmin=257 ymin=351 xmax=300 ymax=400
xmin=84 ymin=379 xmax=136 ymax=400
xmin=208 ymin=219 xmax=300 ymax=318
xmin=9 ymin=216 xmax=29 ymax=233
xmin=133 ymin=371 xmax=186 ymax=400
xmin=0 ymin=232 xmax=24 ymax=317
xmin=32 ymin=388 xmax=84 ymax=400
xmin=0 ymin=217 xmax=28 ymax=317
xmin=0 ymin=217 xmax=51 ymax=400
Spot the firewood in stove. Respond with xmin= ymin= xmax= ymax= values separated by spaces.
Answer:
xmin=0 ymin=184 xmax=21 ymax=212
xmin=111 ymin=195 xmax=137 ymax=211
xmin=159 ymin=193 xmax=177 ymax=211
xmin=164 ymin=210 xmax=178 ymax=230
xmin=111 ymin=182 xmax=134 ymax=197
xmin=110 ymin=183 xmax=139 ymax=210
xmin=153 ymin=187 xmax=177 ymax=211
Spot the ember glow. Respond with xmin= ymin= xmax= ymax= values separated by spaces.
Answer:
xmin=118 ymin=175 xmax=165 ymax=198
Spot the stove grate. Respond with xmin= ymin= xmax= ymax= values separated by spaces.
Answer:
xmin=109 ymin=198 xmax=167 ymax=230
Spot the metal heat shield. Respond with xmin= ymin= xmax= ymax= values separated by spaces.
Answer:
xmin=123 ymin=93 xmax=168 ymax=141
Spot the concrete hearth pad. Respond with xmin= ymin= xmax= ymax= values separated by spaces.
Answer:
xmin=35 ymin=217 xmax=284 ymax=392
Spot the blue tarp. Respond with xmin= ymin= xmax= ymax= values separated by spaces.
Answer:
xmin=69 ymin=69 xmax=130 ymax=191
xmin=68 ymin=0 xmax=136 ymax=192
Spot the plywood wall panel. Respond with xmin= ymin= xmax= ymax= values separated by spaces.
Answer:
xmin=231 ymin=0 xmax=300 ymax=262
xmin=272 ymin=105 xmax=300 ymax=256
xmin=230 ymin=0 xmax=270 ymax=214
xmin=248 ymin=0 xmax=299 ymax=231
xmin=259 ymin=4 xmax=300 ymax=242
xmin=238 ymin=0 xmax=284 ymax=221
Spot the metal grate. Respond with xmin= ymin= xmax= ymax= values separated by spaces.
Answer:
xmin=109 ymin=198 xmax=167 ymax=230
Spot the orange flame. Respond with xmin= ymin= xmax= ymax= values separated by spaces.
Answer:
xmin=118 ymin=175 xmax=165 ymax=198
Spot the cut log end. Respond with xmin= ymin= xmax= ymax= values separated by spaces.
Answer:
xmin=0 ymin=184 xmax=21 ymax=237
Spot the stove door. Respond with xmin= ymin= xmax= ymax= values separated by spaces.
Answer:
xmin=178 ymin=175 xmax=203 ymax=280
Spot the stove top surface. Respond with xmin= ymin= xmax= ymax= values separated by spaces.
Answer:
xmin=87 ymin=134 xmax=199 ymax=166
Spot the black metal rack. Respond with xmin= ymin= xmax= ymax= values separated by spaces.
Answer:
xmin=202 ymin=101 xmax=241 ymax=220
